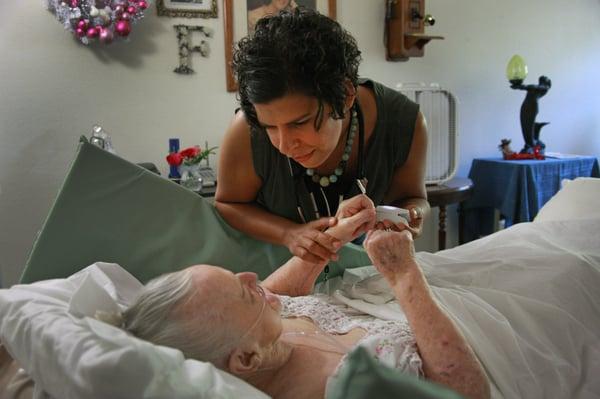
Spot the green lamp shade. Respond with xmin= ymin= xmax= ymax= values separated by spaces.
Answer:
xmin=506 ymin=55 xmax=528 ymax=82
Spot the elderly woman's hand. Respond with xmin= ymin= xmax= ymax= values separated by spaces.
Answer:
xmin=363 ymin=229 xmax=418 ymax=286
xmin=375 ymin=206 xmax=424 ymax=238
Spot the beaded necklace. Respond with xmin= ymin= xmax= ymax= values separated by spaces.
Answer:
xmin=306 ymin=109 xmax=358 ymax=187
xmin=287 ymin=102 xmax=365 ymax=281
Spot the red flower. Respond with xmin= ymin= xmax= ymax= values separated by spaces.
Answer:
xmin=167 ymin=144 xmax=217 ymax=168
xmin=166 ymin=152 xmax=183 ymax=166
xmin=179 ymin=146 xmax=200 ymax=159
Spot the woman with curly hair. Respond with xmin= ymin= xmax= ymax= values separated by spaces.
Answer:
xmin=215 ymin=8 xmax=429 ymax=264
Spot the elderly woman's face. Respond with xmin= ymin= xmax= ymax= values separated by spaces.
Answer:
xmin=254 ymin=92 xmax=344 ymax=169
xmin=187 ymin=265 xmax=283 ymax=347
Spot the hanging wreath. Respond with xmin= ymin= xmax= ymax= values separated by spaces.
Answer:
xmin=46 ymin=0 xmax=149 ymax=45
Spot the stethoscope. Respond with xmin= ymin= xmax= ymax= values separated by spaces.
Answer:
xmin=287 ymin=101 xmax=367 ymax=224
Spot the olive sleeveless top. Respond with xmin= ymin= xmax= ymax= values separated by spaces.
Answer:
xmin=250 ymin=79 xmax=419 ymax=223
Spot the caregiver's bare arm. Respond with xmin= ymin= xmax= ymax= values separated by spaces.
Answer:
xmin=364 ymin=230 xmax=490 ymax=399
xmin=263 ymin=196 xmax=376 ymax=296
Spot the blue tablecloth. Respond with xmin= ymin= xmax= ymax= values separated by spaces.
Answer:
xmin=463 ymin=156 xmax=599 ymax=241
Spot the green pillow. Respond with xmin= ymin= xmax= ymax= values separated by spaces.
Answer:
xmin=327 ymin=347 xmax=464 ymax=399
xmin=21 ymin=137 xmax=372 ymax=284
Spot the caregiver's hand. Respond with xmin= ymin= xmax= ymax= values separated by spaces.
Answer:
xmin=335 ymin=194 xmax=376 ymax=235
xmin=363 ymin=229 xmax=418 ymax=286
xmin=336 ymin=194 xmax=375 ymax=219
xmin=327 ymin=207 xmax=376 ymax=244
xmin=283 ymin=217 xmax=341 ymax=263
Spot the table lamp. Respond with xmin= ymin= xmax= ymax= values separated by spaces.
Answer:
xmin=506 ymin=55 xmax=528 ymax=86
xmin=506 ymin=55 xmax=551 ymax=155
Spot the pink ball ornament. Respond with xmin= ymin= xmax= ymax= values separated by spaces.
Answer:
xmin=75 ymin=27 xmax=86 ymax=37
xmin=137 ymin=0 xmax=148 ymax=10
xmin=120 ymin=12 xmax=131 ymax=21
xmin=70 ymin=0 xmax=79 ymax=7
xmin=76 ymin=19 xmax=88 ymax=29
xmin=127 ymin=5 xmax=136 ymax=14
xmin=113 ymin=4 xmax=125 ymax=13
xmin=95 ymin=26 xmax=103 ymax=34
xmin=86 ymin=27 xmax=99 ymax=38
xmin=114 ymin=20 xmax=131 ymax=36
xmin=99 ymin=28 xmax=114 ymax=44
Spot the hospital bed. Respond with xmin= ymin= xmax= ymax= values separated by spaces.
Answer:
xmin=1 ymin=139 xmax=599 ymax=398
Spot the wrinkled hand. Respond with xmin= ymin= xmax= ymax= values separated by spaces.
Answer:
xmin=284 ymin=217 xmax=341 ymax=263
xmin=335 ymin=194 xmax=376 ymax=235
xmin=327 ymin=207 xmax=376 ymax=244
xmin=363 ymin=229 xmax=417 ymax=285
xmin=375 ymin=207 xmax=424 ymax=238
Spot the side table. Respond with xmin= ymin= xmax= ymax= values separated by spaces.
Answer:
xmin=426 ymin=177 xmax=474 ymax=251
xmin=463 ymin=156 xmax=599 ymax=242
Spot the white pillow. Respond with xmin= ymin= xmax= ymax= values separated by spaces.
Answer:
xmin=0 ymin=262 xmax=269 ymax=399
xmin=534 ymin=177 xmax=600 ymax=222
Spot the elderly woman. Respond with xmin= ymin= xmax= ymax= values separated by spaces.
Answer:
xmin=124 ymin=196 xmax=489 ymax=399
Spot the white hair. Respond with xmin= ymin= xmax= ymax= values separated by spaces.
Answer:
xmin=123 ymin=268 xmax=240 ymax=369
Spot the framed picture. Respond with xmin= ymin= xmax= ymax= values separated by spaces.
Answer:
xmin=157 ymin=0 xmax=218 ymax=18
xmin=223 ymin=0 xmax=337 ymax=92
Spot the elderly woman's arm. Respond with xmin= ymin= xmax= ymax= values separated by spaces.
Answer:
xmin=263 ymin=195 xmax=376 ymax=296
xmin=364 ymin=230 xmax=490 ymax=399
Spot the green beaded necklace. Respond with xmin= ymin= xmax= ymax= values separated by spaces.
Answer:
xmin=306 ymin=109 xmax=358 ymax=187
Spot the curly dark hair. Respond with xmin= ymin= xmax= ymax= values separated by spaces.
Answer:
xmin=232 ymin=7 xmax=362 ymax=132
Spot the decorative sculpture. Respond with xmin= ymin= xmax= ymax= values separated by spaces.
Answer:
xmin=506 ymin=55 xmax=552 ymax=155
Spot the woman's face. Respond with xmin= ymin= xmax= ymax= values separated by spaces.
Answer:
xmin=187 ymin=265 xmax=283 ymax=347
xmin=253 ymin=92 xmax=344 ymax=169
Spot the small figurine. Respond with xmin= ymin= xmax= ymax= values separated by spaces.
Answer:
xmin=498 ymin=138 xmax=514 ymax=158
xmin=499 ymin=138 xmax=544 ymax=160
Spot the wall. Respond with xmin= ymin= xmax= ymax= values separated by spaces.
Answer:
xmin=1 ymin=0 xmax=599 ymax=287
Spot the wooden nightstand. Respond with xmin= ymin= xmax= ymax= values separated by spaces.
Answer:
xmin=426 ymin=177 xmax=474 ymax=250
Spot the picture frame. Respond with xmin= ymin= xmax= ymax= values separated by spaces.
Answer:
xmin=157 ymin=0 xmax=218 ymax=18
xmin=223 ymin=0 xmax=337 ymax=92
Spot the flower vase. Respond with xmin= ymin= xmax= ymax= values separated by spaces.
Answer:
xmin=179 ymin=164 xmax=203 ymax=192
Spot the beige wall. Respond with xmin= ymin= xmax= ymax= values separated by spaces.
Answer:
xmin=1 ymin=0 xmax=599 ymax=286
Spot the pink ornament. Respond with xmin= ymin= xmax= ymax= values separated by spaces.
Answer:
xmin=120 ymin=12 xmax=131 ymax=21
xmin=137 ymin=0 xmax=148 ymax=10
xmin=99 ymin=28 xmax=114 ymax=44
xmin=70 ymin=0 xmax=78 ymax=7
xmin=126 ymin=5 xmax=136 ymax=14
xmin=114 ymin=20 xmax=131 ymax=36
xmin=114 ymin=4 xmax=125 ymax=13
xmin=76 ymin=19 xmax=88 ymax=29
xmin=95 ymin=26 xmax=103 ymax=34
xmin=75 ymin=27 xmax=86 ymax=37
xmin=86 ymin=27 xmax=99 ymax=38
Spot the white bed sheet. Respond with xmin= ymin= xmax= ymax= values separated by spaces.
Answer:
xmin=3 ymin=177 xmax=599 ymax=399
xmin=326 ymin=218 xmax=600 ymax=399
